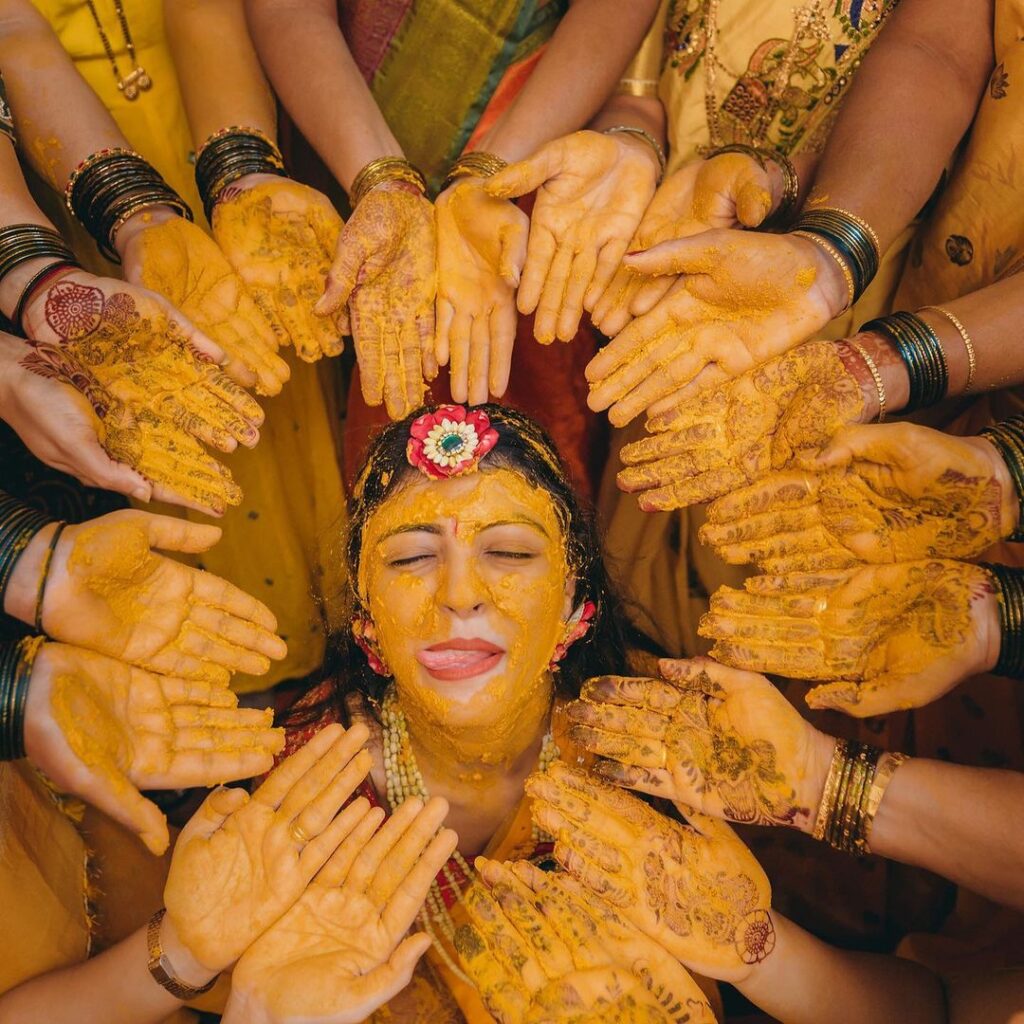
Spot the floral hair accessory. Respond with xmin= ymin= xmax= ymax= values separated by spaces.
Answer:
xmin=550 ymin=601 xmax=597 ymax=668
xmin=352 ymin=616 xmax=390 ymax=676
xmin=407 ymin=405 xmax=499 ymax=480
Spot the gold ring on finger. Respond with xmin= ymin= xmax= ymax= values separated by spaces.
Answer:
xmin=290 ymin=821 xmax=311 ymax=845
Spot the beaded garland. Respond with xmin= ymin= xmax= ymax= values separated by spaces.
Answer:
xmin=380 ymin=686 xmax=559 ymax=983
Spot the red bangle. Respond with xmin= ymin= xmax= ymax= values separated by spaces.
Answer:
xmin=13 ymin=261 xmax=79 ymax=336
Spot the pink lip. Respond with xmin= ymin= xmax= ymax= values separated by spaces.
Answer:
xmin=416 ymin=638 xmax=505 ymax=681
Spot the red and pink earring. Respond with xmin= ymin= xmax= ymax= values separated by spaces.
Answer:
xmin=352 ymin=616 xmax=391 ymax=676
xmin=549 ymin=601 xmax=597 ymax=670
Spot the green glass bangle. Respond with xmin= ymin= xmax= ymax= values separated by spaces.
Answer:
xmin=862 ymin=312 xmax=948 ymax=411
xmin=980 ymin=421 xmax=1024 ymax=542
xmin=0 ymin=492 xmax=54 ymax=605
xmin=0 ymin=636 xmax=42 ymax=761
xmin=980 ymin=563 xmax=1024 ymax=679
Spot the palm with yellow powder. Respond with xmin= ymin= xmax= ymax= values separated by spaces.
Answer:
xmin=224 ymin=796 xmax=457 ymax=1024
xmin=125 ymin=214 xmax=291 ymax=396
xmin=486 ymin=130 xmax=660 ymax=344
xmin=568 ymin=658 xmax=834 ymax=833
xmin=22 ymin=640 xmax=284 ymax=855
xmin=700 ymin=561 xmax=1000 ymax=716
xmin=617 ymin=340 xmax=865 ymax=511
xmin=527 ymin=762 xmax=775 ymax=984
xmin=166 ymin=723 xmax=375 ymax=972
xmin=457 ymin=857 xmax=716 ymax=1023
xmin=593 ymin=152 xmax=779 ymax=337
xmin=34 ymin=509 xmax=286 ymax=685
xmin=700 ymin=422 xmax=1015 ymax=573
xmin=586 ymin=230 xmax=848 ymax=427
xmin=212 ymin=177 xmax=345 ymax=362
xmin=435 ymin=175 xmax=528 ymax=405
xmin=317 ymin=182 xmax=437 ymax=420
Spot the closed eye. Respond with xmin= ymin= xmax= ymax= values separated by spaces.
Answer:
xmin=388 ymin=553 xmax=436 ymax=567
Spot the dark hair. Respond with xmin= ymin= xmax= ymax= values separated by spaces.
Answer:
xmin=304 ymin=404 xmax=629 ymax=723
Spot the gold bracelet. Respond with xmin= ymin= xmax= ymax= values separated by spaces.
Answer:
xmin=792 ymin=229 xmax=854 ymax=311
xmin=443 ymin=151 xmax=508 ymax=190
xmin=919 ymin=305 xmax=976 ymax=395
xmin=862 ymin=751 xmax=908 ymax=854
xmin=617 ymin=77 xmax=660 ymax=98
xmin=812 ymin=738 xmax=847 ymax=841
xmin=847 ymin=339 xmax=887 ymax=422
xmin=349 ymin=157 xmax=426 ymax=208
xmin=146 ymin=908 xmax=217 ymax=1001
xmin=603 ymin=125 xmax=666 ymax=182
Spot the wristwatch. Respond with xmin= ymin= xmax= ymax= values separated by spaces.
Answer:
xmin=146 ymin=908 xmax=218 ymax=1000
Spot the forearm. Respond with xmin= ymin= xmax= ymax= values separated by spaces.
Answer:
xmin=0 ymin=919 xmax=212 ymax=1024
xmin=476 ymin=0 xmax=660 ymax=161
xmin=837 ymin=272 xmax=1024 ymax=420
xmin=805 ymin=0 xmax=993 ymax=251
xmin=165 ymin=0 xmax=277 ymax=144
xmin=869 ymin=759 xmax=1024 ymax=910
xmin=0 ymin=142 xmax=72 ymax=317
xmin=0 ymin=0 xmax=126 ymax=188
xmin=244 ymin=0 xmax=401 ymax=191
xmin=738 ymin=913 xmax=947 ymax=1024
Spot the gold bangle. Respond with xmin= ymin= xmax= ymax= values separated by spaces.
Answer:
xmin=812 ymin=738 xmax=846 ymax=841
xmin=146 ymin=908 xmax=217 ymax=1001
xmin=617 ymin=77 xmax=660 ymax=98
xmin=847 ymin=339 xmax=886 ymax=423
xmin=792 ymin=229 xmax=854 ymax=311
xmin=919 ymin=305 xmax=976 ymax=395
xmin=196 ymin=124 xmax=282 ymax=161
xmin=603 ymin=125 xmax=667 ymax=182
xmin=349 ymin=157 xmax=426 ymax=208
xmin=443 ymin=151 xmax=508 ymax=190
xmin=862 ymin=751 xmax=908 ymax=854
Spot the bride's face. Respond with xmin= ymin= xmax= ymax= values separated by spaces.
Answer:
xmin=359 ymin=467 xmax=573 ymax=727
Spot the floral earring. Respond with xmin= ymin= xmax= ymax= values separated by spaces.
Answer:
xmin=352 ymin=616 xmax=391 ymax=676
xmin=550 ymin=601 xmax=597 ymax=669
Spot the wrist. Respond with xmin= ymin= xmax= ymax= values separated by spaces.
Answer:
xmin=969 ymin=436 xmax=1019 ymax=538
xmin=158 ymin=910 xmax=220 ymax=990
xmin=835 ymin=331 xmax=911 ymax=422
xmin=604 ymin=125 xmax=666 ymax=182
xmin=796 ymin=731 xmax=841 ymax=836
xmin=222 ymin=986 xmax=275 ymax=1024
xmin=112 ymin=204 xmax=180 ymax=258
xmin=2 ymin=521 xmax=57 ymax=624
xmin=792 ymin=233 xmax=851 ymax=320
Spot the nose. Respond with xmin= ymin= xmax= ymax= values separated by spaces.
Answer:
xmin=439 ymin=550 xmax=486 ymax=617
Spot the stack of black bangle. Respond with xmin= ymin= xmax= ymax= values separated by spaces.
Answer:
xmin=194 ymin=126 xmax=286 ymax=221
xmin=0 ymin=492 xmax=53 ymax=604
xmin=979 ymin=563 xmax=1024 ymax=679
xmin=65 ymin=147 xmax=192 ymax=262
xmin=0 ymin=637 xmax=41 ymax=761
xmin=861 ymin=311 xmax=949 ymax=412
xmin=0 ymin=224 xmax=80 ymax=333
xmin=979 ymin=416 xmax=1024 ymax=542
xmin=791 ymin=206 xmax=880 ymax=304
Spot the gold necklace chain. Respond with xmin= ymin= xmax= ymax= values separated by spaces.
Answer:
xmin=380 ymin=687 xmax=559 ymax=985
xmin=84 ymin=0 xmax=152 ymax=101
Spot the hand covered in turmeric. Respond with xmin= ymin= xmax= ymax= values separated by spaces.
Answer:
xmin=0 ymin=330 xmax=154 ymax=501
xmin=435 ymin=175 xmax=528 ymax=404
xmin=165 ymin=723 xmax=373 ymax=972
xmin=593 ymin=152 xmax=776 ymax=337
xmin=486 ymin=130 xmax=660 ymax=343
xmin=568 ymin=657 xmax=834 ymax=834
xmin=700 ymin=561 xmax=1000 ymax=716
xmin=124 ymin=215 xmax=290 ymax=396
xmin=212 ymin=178 xmax=344 ymax=362
xmin=587 ymin=230 xmax=847 ymax=427
xmin=617 ymin=341 xmax=864 ymax=511
xmin=24 ymin=510 xmax=286 ymax=683
xmin=22 ymin=640 xmax=283 ymax=855
xmin=224 ymin=796 xmax=457 ymax=1024
xmin=526 ymin=761 xmax=775 ymax=984
xmin=459 ymin=857 xmax=716 ymax=1024
xmin=317 ymin=182 xmax=436 ymax=420
xmin=701 ymin=423 xmax=1016 ymax=573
